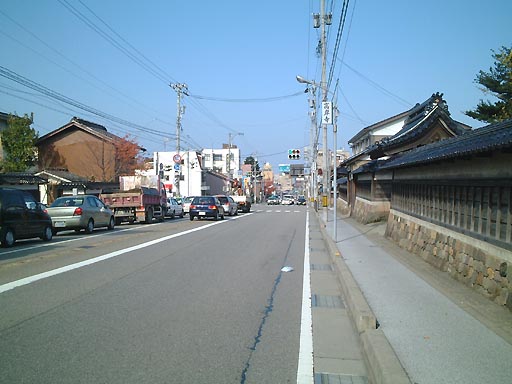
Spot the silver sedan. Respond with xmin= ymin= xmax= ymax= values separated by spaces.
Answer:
xmin=47 ymin=195 xmax=115 ymax=234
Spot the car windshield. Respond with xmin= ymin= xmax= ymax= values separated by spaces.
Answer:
xmin=184 ymin=197 xmax=194 ymax=203
xmin=217 ymin=197 xmax=228 ymax=204
xmin=50 ymin=197 xmax=85 ymax=207
xmin=194 ymin=197 xmax=214 ymax=205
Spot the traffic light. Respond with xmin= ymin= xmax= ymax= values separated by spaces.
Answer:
xmin=288 ymin=149 xmax=301 ymax=160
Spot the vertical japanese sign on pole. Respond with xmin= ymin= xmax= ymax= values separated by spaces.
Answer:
xmin=322 ymin=101 xmax=333 ymax=125
xmin=322 ymin=101 xmax=333 ymax=208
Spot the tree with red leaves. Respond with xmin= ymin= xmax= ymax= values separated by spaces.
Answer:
xmin=114 ymin=134 xmax=146 ymax=177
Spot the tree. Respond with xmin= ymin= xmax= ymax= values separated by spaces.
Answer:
xmin=114 ymin=134 xmax=146 ymax=177
xmin=465 ymin=46 xmax=512 ymax=123
xmin=0 ymin=114 xmax=38 ymax=172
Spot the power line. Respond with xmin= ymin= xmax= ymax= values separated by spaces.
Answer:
xmin=57 ymin=0 xmax=170 ymax=85
xmin=340 ymin=60 xmax=412 ymax=107
xmin=327 ymin=0 xmax=350 ymax=89
xmin=189 ymin=91 xmax=304 ymax=103
xmin=0 ymin=10 xmax=171 ymax=121
xmin=0 ymin=65 xmax=171 ymax=137
xmin=76 ymin=0 xmax=177 ymax=84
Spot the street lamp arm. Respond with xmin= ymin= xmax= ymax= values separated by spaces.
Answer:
xmin=296 ymin=75 xmax=333 ymax=96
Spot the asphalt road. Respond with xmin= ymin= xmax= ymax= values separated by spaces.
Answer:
xmin=0 ymin=205 xmax=308 ymax=384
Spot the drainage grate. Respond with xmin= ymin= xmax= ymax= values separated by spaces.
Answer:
xmin=311 ymin=294 xmax=344 ymax=308
xmin=314 ymin=373 xmax=368 ymax=384
xmin=310 ymin=264 xmax=333 ymax=271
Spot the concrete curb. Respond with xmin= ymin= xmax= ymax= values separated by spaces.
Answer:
xmin=318 ymin=219 xmax=412 ymax=384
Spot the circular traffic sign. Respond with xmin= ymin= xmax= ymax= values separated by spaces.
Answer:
xmin=173 ymin=154 xmax=182 ymax=163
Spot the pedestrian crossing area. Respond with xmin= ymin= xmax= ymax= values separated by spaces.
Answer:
xmin=253 ymin=208 xmax=304 ymax=213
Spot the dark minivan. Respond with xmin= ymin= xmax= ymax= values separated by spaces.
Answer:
xmin=0 ymin=188 xmax=53 ymax=247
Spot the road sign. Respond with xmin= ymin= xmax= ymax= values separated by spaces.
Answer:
xmin=322 ymin=101 xmax=333 ymax=124
xmin=174 ymin=164 xmax=180 ymax=171
xmin=173 ymin=154 xmax=182 ymax=163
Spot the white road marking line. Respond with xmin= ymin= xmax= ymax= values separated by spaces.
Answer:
xmin=296 ymin=210 xmax=313 ymax=383
xmin=0 ymin=219 xmax=232 ymax=294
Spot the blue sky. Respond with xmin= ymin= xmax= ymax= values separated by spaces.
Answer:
xmin=0 ymin=0 xmax=510 ymax=170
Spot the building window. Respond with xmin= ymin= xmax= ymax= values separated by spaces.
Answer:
xmin=213 ymin=154 xmax=223 ymax=162
xmin=203 ymin=154 xmax=211 ymax=161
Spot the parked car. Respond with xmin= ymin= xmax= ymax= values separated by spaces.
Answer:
xmin=281 ymin=195 xmax=295 ymax=205
xmin=189 ymin=196 xmax=225 ymax=221
xmin=182 ymin=196 xmax=195 ymax=215
xmin=267 ymin=195 xmax=280 ymax=205
xmin=296 ymin=196 xmax=307 ymax=205
xmin=0 ymin=188 xmax=53 ymax=247
xmin=215 ymin=195 xmax=238 ymax=216
xmin=166 ymin=197 xmax=184 ymax=218
xmin=47 ymin=195 xmax=115 ymax=234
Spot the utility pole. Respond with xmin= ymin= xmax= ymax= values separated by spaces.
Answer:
xmin=320 ymin=0 xmax=329 ymax=210
xmin=309 ymin=86 xmax=318 ymax=209
xmin=170 ymin=83 xmax=188 ymax=196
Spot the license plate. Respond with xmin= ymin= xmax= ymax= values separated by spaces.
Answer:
xmin=54 ymin=221 xmax=66 ymax=228
xmin=199 ymin=212 xmax=206 ymax=216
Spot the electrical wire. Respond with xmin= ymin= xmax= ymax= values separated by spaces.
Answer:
xmin=76 ymin=0 xmax=177 ymax=85
xmin=327 ymin=0 xmax=350 ymax=89
xmin=188 ymin=91 xmax=304 ymax=103
xmin=57 ymin=0 xmax=170 ymax=85
xmin=0 ymin=65 xmax=171 ymax=137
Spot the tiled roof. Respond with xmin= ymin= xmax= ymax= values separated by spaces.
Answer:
xmin=0 ymin=173 xmax=47 ymax=185
xmin=379 ymin=119 xmax=512 ymax=169
xmin=352 ymin=159 xmax=382 ymax=174
xmin=37 ymin=117 xmax=121 ymax=144
xmin=36 ymin=169 xmax=88 ymax=182
xmin=373 ymin=93 xmax=470 ymax=152
xmin=71 ymin=117 xmax=119 ymax=141
xmin=348 ymin=108 xmax=411 ymax=144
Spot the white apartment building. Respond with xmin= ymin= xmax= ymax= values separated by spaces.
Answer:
xmin=200 ymin=146 xmax=242 ymax=176
xmin=153 ymin=146 xmax=241 ymax=197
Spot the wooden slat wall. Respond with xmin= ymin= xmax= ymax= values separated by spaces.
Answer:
xmin=392 ymin=183 xmax=511 ymax=248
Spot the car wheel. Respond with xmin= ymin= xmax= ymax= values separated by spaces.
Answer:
xmin=171 ymin=210 xmax=175 ymax=219
xmin=1 ymin=228 xmax=15 ymax=247
xmin=145 ymin=208 xmax=153 ymax=224
xmin=85 ymin=219 xmax=94 ymax=234
xmin=107 ymin=216 xmax=115 ymax=230
xmin=189 ymin=215 xmax=194 ymax=221
xmin=42 ymin=225 xmax=53 ymax=241
xmin=214 ymin=212 xmax=219 ymax=221
xmin=179 ymin=210 xmax=184 ymax=218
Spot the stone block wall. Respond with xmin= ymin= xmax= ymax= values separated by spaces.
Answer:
xmin=354 ymin=197 xmax=390 ymax=224
xmin=385 ymin=210 xmax=512 ymax=311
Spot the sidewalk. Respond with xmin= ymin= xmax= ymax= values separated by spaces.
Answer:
xmin=308 ymin=212 xmax=370 ymax=383
xmin=318 ymin=208 xmax=512 ymax=384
